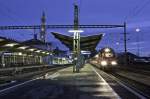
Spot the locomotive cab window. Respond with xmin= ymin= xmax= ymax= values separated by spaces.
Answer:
xmin=105 ymin=53 xmax=113 ymax=57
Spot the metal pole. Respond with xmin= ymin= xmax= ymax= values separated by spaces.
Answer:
xmin=124 ymin=22 xmax=127 ymax=65
xmin=73 ymin=4 xmax=80 ymax=72
xmin=2 ymin=53 xmax=5 ymax=67
xmin=136 ymin=29 xmax=140 ymax=56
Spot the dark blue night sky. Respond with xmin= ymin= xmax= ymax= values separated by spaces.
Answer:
xmin=0 ymin=0 xmax=150 ymax=56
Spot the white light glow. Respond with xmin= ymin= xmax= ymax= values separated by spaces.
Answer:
xmin=62 ymin=58 xmax=66 ymax=61
xmin=18 ymin=52 xmax=22 ymax=56
xmin=4 ymin=43 xmax=18 ymax=47
xmin=18 ymin=46 xmax=28 ymax=49
xmin=81 ymin=50 xmax=90 ymax=53
xmin=81 ymin=50 xmax=91 ymax=54
xmin=29 ymin=49 xmax=35 ymax=51
xmin=104 ymin=48 xmax=110 ymax=52
xmin=101 ymin=60 xmax=107 ymax=66
xmin=41 ymin=28 xmax=44 ymax=31
xmin=42 ymin=52 xmax=46 ymax=54
xmin=111 ymin=61 xmax=117 ymax=65
xmin=95 ymin=55 xmax=99 ymax=58
xmin=68 ymin=30 xmax=84 ymax=33
xmin=35 ymin=50 xmax=41 ymax=53
xmin=136 ymin=28 xmax=140 ymax=32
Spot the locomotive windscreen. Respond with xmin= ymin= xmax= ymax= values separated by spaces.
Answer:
xmin=101 ymin=48 xmax=115 ymax=58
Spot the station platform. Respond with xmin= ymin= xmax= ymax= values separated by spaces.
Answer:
xmin=44 ymin=64 xmax=120 ymax=99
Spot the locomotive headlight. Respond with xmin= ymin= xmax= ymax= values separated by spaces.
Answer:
xmin=104 ymin=48 xmax=110 ymax=52
xmin=101 ymin=60 xmax=107 ymax=66
xmin=111 ymin=61 xmax=117 ymax=65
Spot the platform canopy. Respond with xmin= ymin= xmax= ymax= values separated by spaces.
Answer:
xmin=0 ymin=36 xmax=50 ymax=56
xmin=52 ymin=32 xmax=103 ymax=51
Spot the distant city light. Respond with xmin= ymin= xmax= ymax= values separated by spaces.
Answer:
xmin=136 ymin=28 xmax=140 ymax=32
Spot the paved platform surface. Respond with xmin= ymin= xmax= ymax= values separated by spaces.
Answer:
xmin=54 ymin=64 xmax=120 ymax=99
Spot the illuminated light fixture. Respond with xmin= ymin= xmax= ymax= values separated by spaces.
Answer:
xmin=18 ymin=52 xmax=22 ymax=56
xmin=35 ymin=50 xmax=41 ymax=53
xmin=82 ymin=52 xmax=91 ymax=55
xmin=46 ymin=52 xmax=49 ymax=55
xmin=41 ymin=27 xmax=44 ymax=31
xmin=18 ymin=46 xmax=28 ymax=49
xmin=74 ymin=57 xmax=77 ymax=60
xmin=111 ymin=61 xmax=117 ymax=66
xmin=101 ymin=60 xmax=107 ymax=66
xmin=136 ymin=28 xmax=140 ymax=32
xmin=29 ymin=49 xmax=35 ymax=51
xmin=4 ymin=43 xmax=18 ymax=47
xmin=104 ymin=48 xmax=110 ymax=52
xmin=68 ymin=30 xmax=84 ymax=33
xmin=4 ymin=52 xmax=12 ymax=55
xmin=95 ymin=55 xmax=99 ymax=58
xmin=81 ymin=50 xmax=90 ymax=53
xmin=42 ymin=52 xmax=46 ymax=54
xmin=81 ymin=50 xmax=91 ymax=55
xmin=62 ymin=58 xmax=66 ymax=61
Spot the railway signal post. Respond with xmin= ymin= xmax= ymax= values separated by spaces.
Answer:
xmin=69 ymin=30 xmax=83 ymax=72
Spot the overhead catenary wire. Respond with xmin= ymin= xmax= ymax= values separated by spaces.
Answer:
xmin=123 ymin=0 xmax=150 ymax=56
xmin=132 ymin=0 xmax=150 ymax=17
xmin=124 ymin=0 xmax=150 ymax=22
xmin=124 ymin=0 xmax=143 ymax=21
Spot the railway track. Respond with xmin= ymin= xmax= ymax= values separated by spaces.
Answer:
xmin=91 ymin=63 xmax=150 ymax=98
xmin=109 ymin=71 xmax=150 ymax=97
xmin=115 ymin=66 xmax=150 ymax=76
xmin=99 ymin=69 xmax=150 ymax=98
xmin=0 ymin=64 xmax=71 ymax=90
